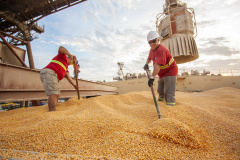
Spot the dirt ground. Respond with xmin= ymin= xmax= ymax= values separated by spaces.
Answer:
xmin=0 ymin=87 xmax=239 ymax=159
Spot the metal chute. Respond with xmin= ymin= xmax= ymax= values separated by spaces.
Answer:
xmin=156 ymin=0 xmax=199 ymax=64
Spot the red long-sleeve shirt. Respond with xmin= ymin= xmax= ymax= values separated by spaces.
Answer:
xmin=148 ymin=44 xmax=178 ymax=78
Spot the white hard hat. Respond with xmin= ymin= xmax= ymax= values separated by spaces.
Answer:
xmin=147 ymin=31 xmax=159 ymax=41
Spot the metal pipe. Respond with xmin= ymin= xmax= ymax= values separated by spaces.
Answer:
xmin=26 ymin=41 xmax=35 ymax=69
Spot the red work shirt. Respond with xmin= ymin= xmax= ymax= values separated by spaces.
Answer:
xmin=44 ymin=52 xmax=69 ymax=80
xmin=148 ymin=44 xmax=178 ymax=78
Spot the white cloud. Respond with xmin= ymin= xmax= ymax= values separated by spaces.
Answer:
xmin=115 ymin=0 xmax=143 ymax=10
xmin=229 ymin=63 xmax=237 ymax=66
xmin=224 ymin=0 xmax=238 ymax=5
xmin=122 ymin=17 xmax=127 ymax=21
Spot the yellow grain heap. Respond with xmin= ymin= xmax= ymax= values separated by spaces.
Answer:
xmin=0 ymin=87 xmax=239 ymax=159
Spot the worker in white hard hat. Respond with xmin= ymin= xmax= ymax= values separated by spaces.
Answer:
xmin=143 ymin=31 xmax=178 ymax=106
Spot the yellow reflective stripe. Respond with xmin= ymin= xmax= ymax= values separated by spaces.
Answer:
xmin=160 ymin=57 xmax=174 ymax=69
xmin=166 ymin=103 xmax=175 ymax=105
xmin=50 ymin=60 xmax=67 ymax=71
xmin=166 ymin=102 xmax=175 ymax=106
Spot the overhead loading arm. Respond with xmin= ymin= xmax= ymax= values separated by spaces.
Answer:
xmin=156 ymin=0 xmax=199 ymax=64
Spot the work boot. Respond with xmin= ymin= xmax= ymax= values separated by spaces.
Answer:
xmin=158 ymin=97 xmax=165 ymax=101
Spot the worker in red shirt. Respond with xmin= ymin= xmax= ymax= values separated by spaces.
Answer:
xmin=40 ymin=46 xmax=79 ymax=111
xmin=144 ymin=31 xmax=178 ymax=106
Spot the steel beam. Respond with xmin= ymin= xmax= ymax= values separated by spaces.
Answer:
xmin=0 ymin=89 xmax=117 ymax=102
xmin=0 ymin=63 xmax=118 ymax=103
xmin=0 ymin=31 xmax=27 ymax=44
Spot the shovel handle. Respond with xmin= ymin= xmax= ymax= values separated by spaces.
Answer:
xmin=145 ymin=69 xmax=162 ymax=119
xmin=73 ymin=61 xmax=80 ymax=100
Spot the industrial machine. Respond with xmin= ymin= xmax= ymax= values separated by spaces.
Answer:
xmin=113 ymin=62 xmax=144 ymax=81
xmin=156 ymin=0 xmax=199 ymax=64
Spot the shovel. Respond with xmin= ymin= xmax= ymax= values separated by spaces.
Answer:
xmin=145 ymin=69 xmax=162 ymax=119
xmin=73 ymin=60 xmax=80 ymax=100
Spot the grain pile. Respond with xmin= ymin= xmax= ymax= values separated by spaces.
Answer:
xmin=0 ymin=87 xmax=239 ymax=159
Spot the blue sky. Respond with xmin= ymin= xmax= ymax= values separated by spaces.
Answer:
xmin=29 ymin=0 xmax=240 ymax=81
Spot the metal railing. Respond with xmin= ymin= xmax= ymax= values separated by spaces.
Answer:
xmin=178 ymin=69 xmax=240 ymax=77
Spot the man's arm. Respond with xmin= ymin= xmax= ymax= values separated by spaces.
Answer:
xmin=59 ymin=46 xmax=71 ymax=56
xmin=151 ymin=63 xmax=161 ymax=78
xmin=65 ymin=72 xmax=79 ymax=90
xmin=147 ymin=63 xmax=160 ymax=87
xmin=144 ymin=59 xmax=152 ymax=70
xmin=58 ymin=46 xmax=76 ymax=61
xmin=146 ymin=59 xmax=151 ymax=64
